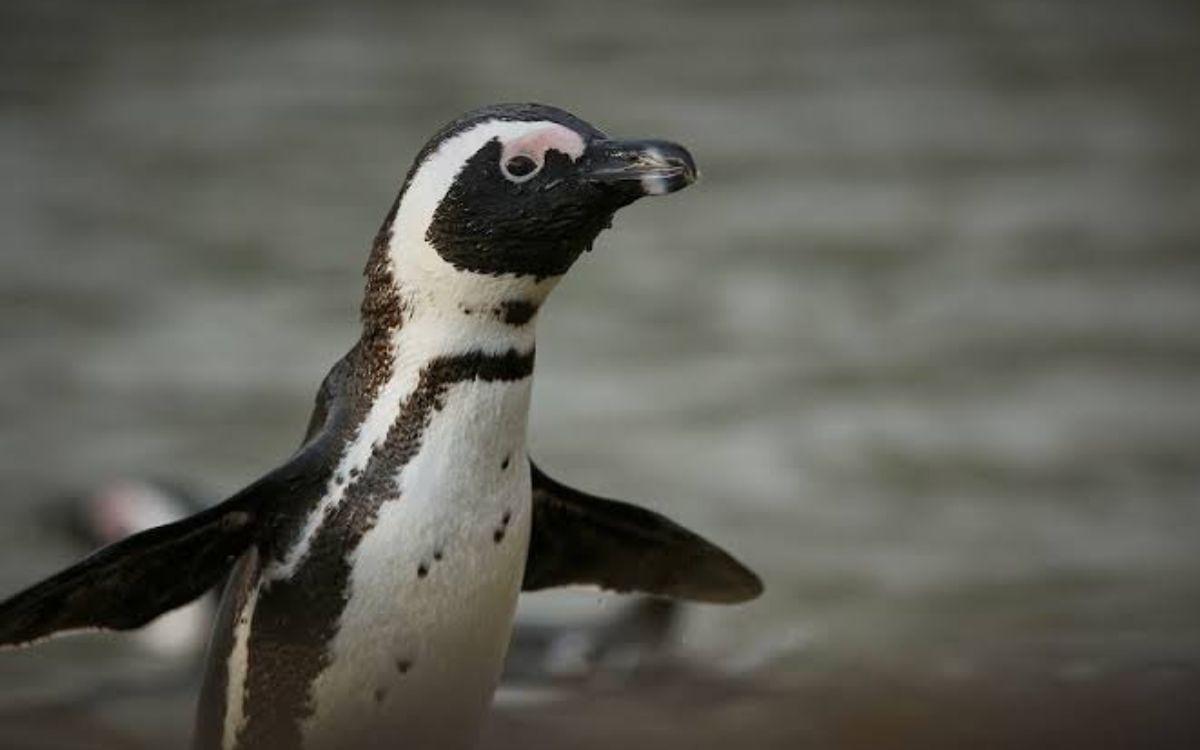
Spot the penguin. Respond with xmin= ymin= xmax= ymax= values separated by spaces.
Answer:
xmin=0 ymin=103 xmax=762 ymax=750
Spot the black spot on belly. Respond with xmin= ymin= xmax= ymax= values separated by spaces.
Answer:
xmin=497 ymin=300 xmax=539 ymax=326
xmin=501 ymin=454 xmax=511 ymax=470
xmin=417 ymin=563 xmax=429 ymax=578
xmin=494 ymin=509 xmax=513 ymax=544
xmin=396 ymin=658 xmax=412 ymax=674
xmin=374 ymin=687 xmax=387 ymax=703
xmin=433 ymin=548 xmax=443 ymax=561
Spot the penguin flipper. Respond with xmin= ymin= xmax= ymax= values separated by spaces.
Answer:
xmin=0 ymin=351 xmax=349 ymax=649
xmin=0 ymin=496 xmax=258 ymax=649
xmin=523 ymin=462 xmax=763 ymax=603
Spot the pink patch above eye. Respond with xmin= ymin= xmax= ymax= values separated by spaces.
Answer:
xmin=500 ymin=125 xmax=586 ymax=166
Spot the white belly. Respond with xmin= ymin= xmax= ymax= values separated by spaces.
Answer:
xmin=302 ymin=376 xmax=532 ymax=750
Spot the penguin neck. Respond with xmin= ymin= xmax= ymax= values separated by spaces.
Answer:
xmin=360 ymin=233 xmax=553 ymax=382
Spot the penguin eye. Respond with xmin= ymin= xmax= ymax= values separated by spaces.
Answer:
xmin=502 ymin=154 xmax=541 ymax=182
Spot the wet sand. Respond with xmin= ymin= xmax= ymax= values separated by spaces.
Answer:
xmin=488 ymin=662 xmax=1200 ymax=750
xmin=3 ymin=660 xmax=1197 ymax=749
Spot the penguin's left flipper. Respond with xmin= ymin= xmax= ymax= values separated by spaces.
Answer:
xmin=0 ymin=497 xmax=257 ymax=649
xmin=0 ymin=361 xmax=345 ymax=650
xmin=523 ymin=462 xmax=763 ymax=603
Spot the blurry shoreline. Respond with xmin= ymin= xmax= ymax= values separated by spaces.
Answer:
xmin=2 ymin=655 xmax=1197 ymax=749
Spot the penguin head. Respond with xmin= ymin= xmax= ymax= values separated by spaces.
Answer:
xmin=378 ymin=103 xmax=696 ymax=310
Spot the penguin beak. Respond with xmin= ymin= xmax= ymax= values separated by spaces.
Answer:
xmin=581 ymin=139 xmax=698 ymax=196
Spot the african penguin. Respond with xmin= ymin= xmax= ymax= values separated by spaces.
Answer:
xmin=0 ymin=103 xmax=762 ymax=750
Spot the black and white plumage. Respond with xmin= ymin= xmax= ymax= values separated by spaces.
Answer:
xmin=0 ymin=103 xmax=761 ymax=750
xmin=45 ymin=478 xmax=683 ymax=675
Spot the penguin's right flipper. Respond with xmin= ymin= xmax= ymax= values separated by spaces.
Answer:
xmin=0 ymin=357 xmax=346 ymax=650
xmin=0 ymin=447 xmax=332 ymax=649
xmin=524 ymin=463 xmax=763 ymax=603
xmin=0 ymin=494 xmax=258 ymax=649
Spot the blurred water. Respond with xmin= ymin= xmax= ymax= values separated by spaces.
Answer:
xmin=1 ymin=0 xmax=1199 ymax=738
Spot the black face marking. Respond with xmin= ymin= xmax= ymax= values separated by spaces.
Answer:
xmin=369 ymin=104 xmax=610 ymax=285
xmin=395 ymin=104 xmax=613 ymax=282
xmin=427 ymin=138 xmax=626 ymax=279
xmin=493 ymin=510 xmax=512 ymax=544
xmin=238 ymin=347 xmax=534 ymax=749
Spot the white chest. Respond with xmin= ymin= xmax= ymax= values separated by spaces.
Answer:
xmin=301 ymin=375 xmax=533 ymax=749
